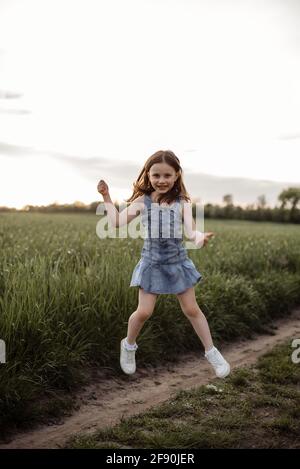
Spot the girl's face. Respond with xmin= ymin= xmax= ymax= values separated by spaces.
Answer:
xmin=148 ymin=162 xmax=178 ymax=193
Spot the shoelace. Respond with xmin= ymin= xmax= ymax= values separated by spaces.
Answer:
xmin=124 ymin=349 xmax=136 ymax=363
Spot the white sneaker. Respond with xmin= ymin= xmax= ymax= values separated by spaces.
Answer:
xmin=120 ymin=338 xmax=138 ymax=375
xmin=205 ymin=346 xmax=230 ymax=378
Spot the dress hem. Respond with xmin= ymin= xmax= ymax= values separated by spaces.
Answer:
xmin=129 ymin=276 xmax=202 ymax=295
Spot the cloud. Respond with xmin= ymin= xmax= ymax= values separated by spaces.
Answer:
xmin=0 ymin=141 xmax=37 ymax=157
xmin=0 ymin=141 xmax=297 ymax=207
xmin=53 ymin=153 xmax=140 ymax=188
xmin=0 ymin=90 xmax=23 ymax=99
xmin=55 ymin=152 xmax=299 ymax=206
xmin=0 ymin=90 xmax=30 ymax=113
xmin=0 ymin=108 xmax=31 ymax=114
xmin=182 ymin=169 xmax=296 ymax=206
xmin=279 ymin=133 xmax=300 ymax=140
xmin=0 ymin=141 xmax=139 ymax=187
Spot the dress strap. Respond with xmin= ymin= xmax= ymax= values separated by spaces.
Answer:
xmin=144 ymin=193 xmax=152 ymax=209
xmin=145 ymin=193 xmax=180 ymax=207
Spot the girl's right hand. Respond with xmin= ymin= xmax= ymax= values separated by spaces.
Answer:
xmin=97 ymin=179 xmax=109 ymax=197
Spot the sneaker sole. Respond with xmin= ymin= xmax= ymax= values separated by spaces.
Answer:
xmin=217 ymin=364 xmax=231 ymax=379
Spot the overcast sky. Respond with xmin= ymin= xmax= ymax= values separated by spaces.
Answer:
xmin=0 ymin=0 xmax=299 ymax=208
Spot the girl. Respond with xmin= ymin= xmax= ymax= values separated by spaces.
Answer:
xmin=97 ymin=150 xmax=230 ymax=379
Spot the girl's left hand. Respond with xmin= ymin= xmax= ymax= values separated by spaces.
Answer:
xmin=203 ymin=232 xmax=215 ymax=247
xmin=194 ymin=231 xmax=215 ymax=247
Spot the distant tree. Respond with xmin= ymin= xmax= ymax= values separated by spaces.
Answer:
xmin=278 ymin=187 xmax=300 ymax=210
xmin=223 ymin=194 xmax=233 ymax=206
xmin=222 ymin=194 xmax=234 ymax=219
xmin=278 ymin=187 xmax=300 ymax=214
xmin=73 ymin=201 xmax=87 ymax=208
xmin=257 ymin=194 xmax=267 ymax=209
xmin=278 ymin=187 xmax=300 ymax=221
xmin=89 ymin=201 xmax=100 ymax=213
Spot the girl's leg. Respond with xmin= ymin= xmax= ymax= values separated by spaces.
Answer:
xmin=176 ymin=286 xmax=214 ymax=352
xmin=126 ymin=288 xmax=158 ymax=345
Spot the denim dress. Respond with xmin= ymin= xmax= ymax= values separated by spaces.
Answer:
xmin=129 ymin=193 xmax=202 ymax=294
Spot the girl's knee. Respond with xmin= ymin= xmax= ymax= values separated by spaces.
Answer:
xmin=182 ymin=307 xmax=200 ymax=319
xmin=134 ymin=308 xmax=154 ymax=322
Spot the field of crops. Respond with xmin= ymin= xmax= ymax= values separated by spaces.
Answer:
xmin=0 ymin=213 xmax=300 ymax=433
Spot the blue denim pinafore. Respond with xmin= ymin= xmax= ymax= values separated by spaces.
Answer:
xmin=129 ymin=193 xmax=202 ymax=294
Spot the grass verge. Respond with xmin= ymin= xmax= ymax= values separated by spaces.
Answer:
xmin=66 ymin=341 xmax=300 ymax=449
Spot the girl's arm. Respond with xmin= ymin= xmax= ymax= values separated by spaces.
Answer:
xmin=116 ymin=195 xmax=144 ymax=228
xmin=182 ymin=200 xmax=200 ymax=240
xmin=97 ymin=180 xmax=144 ymax=227
xmin=182 ymin=200 xmax=214 ymax=247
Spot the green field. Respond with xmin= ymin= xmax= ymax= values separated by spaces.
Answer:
xmin=0 ymin=213 xmax=300 ymax=436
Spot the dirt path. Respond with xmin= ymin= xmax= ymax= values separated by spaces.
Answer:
xmin=1 ymin=308 xmax=300 ymax=449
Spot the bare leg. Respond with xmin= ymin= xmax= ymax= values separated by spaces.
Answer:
xmin=176 ymin=287 xmax=214 ymax=352
xmin=126 ymin=288 xmax=158 ymax=345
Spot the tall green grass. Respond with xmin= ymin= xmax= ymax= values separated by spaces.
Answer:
xmin=0 ymin=213 xmax=300 ymax=431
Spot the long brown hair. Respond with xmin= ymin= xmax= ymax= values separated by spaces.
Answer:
xmin=126 ymin=150 xmax=191 ymax=205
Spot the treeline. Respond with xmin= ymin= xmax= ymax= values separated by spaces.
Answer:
xmin=0 ymin=201 xmax=100 ymax=214
xmin=203 ymin=204 xmax=300 ymax=223
xmin=1 ymin=187 xmax=300 ymax=223
xmin=203 ymin=187 xmax=300 ymax=224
